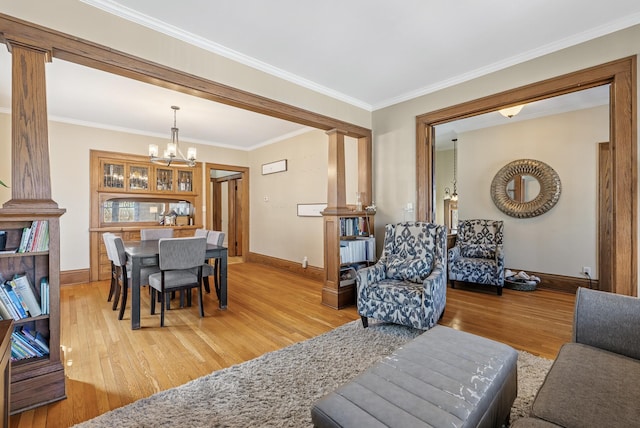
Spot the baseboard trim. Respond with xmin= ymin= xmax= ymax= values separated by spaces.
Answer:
xmin=60 ymin=269 xmax=90 ymax=286
xmin=507 ymin=268 xmax=598 ymax=294
xmin=247 ymin=252 xmax=323 ymax=281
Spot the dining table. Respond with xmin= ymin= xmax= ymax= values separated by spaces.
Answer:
xmin=124 ymin=239 xmax=228 ymax=330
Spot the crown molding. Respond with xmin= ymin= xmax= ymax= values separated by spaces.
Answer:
xmin=80 ymin=0 xmax=373 ymax=111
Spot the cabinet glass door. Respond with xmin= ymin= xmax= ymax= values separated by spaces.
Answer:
xmin=128 ymin=165 xmax=150 ymax=191
xmin=156 ymin=168 xmax=174 ymax=191
xmin=177 ymin=170 xmax=193 ymax=192
xmin=102 ymin=162 xmax=125 ymax=189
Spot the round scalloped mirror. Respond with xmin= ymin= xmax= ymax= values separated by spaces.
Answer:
xmin=490 ymin=159 xmax=561 ymax=218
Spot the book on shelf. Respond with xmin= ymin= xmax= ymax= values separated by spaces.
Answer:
xmin=0 ymin=290 xmax=13 ymax=320
xmin=11 ymin=274 xmax=42 ymax=317
xmin=17 ymin=220 xmax=50 ymax=253
xmin=2 ymin=282 xmax=28 ymax=318
xmin=18 ymin=325 xmax=49 ymax=354
xmin=10 ymin=328 xmax=50 ymax=361
xmin=40 ymin=277 xmax=49 ymax=315
xmin=17 ymin=227 xmax=30 ymax=253
xmin=0 ymin=286 xmax=21 ymax=320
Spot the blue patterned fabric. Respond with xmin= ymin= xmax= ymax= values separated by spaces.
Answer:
xmin=448 ymin=219 xmax=504 ymax=289
xmin=356 ymin=222 xmax=447 ymax=330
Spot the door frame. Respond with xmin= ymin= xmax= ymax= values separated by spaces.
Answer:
xmin=416 ymin=56 xmax=637 ymax=296
xmin=205 ymin=163 xmax=249 ymax=262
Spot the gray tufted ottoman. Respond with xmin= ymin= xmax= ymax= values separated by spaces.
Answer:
xmin=312 ymin=325 xmax=518 ymax=428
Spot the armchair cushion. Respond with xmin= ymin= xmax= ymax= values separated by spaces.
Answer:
xmin=369 ymin=279 xmax=423 ymax=306
xmin=460 ymin=243 xmax=496 ymax=259
xmin=386 ymin=252 xmax=433 ymax=283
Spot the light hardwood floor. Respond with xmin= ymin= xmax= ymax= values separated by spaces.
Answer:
xmin=10 ymin=262 xmax=575 ymax=427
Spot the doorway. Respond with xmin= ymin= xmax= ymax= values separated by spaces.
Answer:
xmin=416 ymin=57 xmax=636 ymax=296
xmin=206 ymin=163 xmax=250 ymax=262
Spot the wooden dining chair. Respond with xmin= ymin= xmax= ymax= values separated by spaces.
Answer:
xmin=202 ymin=230 xmax=225 ymax=298
xmin=148 ymin=237 xmax=207 ymax=327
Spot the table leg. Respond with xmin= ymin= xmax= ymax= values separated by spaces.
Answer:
xmin=219 ymin=249 xmax=228 ymax=309
xmin=131 ymin=257 xmax=141 ymax=329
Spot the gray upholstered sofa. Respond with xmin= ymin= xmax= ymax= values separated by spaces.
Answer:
xmin=512 ymin=287 xmax=640 ymax=427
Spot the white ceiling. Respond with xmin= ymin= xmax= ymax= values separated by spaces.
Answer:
xmin=435 ymin=85 xmax=610 ymax=149
xmin=1 ymin=1 xmax=638 ymax=150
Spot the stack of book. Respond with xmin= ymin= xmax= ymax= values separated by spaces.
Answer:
xmin=17 ymin=220 xmax=49 ymax=253
xmin=10 ymin=326 xmax=50 ymax=361
xmin=0 ymin=274 xmax=43 ymax=321
xmin=339 ymin=236 xmax=376 ymax=264
xmin=340 ymin=217 xmax=369 ymax=237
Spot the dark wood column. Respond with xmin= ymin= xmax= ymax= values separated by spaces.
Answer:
xmin=3 ymin=39 xmax=58 ymax=210
xmin=0 ymin=38 xmax=66 ymax=413
xmin=357 ymin=135 xmax=373 ymax=207
xmin=324 ymin=129 xmax=348 ymax=213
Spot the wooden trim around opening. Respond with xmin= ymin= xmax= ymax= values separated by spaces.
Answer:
xmin=205 ymin=163 xmax=249 ymax=263
xmin=416 ymin=56 xmax=637 ymax=296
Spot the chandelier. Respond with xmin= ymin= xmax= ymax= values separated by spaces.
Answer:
xmin=148 ymin=106 xmax=197 ymax=167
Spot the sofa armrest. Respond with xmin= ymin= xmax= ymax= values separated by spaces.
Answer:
xmin=419 ymin=260 xmax=447 ymax=324
xmin=573 ymin=287 xmax=640 ymax=360
xmin=447 ymin=246 xmax=460 ymax=262
xmin=422 ymin=261 xmax=447 ymax=296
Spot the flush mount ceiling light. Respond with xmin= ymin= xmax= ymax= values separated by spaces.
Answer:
xmin=499 ymin=105 xmax=524 ymax=118
xmin=149 ymin=106 xmax=197 ymax=167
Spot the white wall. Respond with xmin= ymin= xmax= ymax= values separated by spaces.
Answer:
xmin=455 ymin=106 xmax=607 ymax=277
xmin=435 ymin=105 xmax=607 ymax=278
xmin=249 ymin=129 xmax=328 ymax=268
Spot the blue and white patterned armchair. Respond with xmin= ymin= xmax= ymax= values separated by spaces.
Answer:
xmin=448 ymin=219 xmax=505 ymax=295
xmin=356 ymin=222 xmax=447 ymax=330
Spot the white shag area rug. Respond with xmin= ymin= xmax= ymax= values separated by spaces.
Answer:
xmin=75 ymin=321 xmax=553 ymax=427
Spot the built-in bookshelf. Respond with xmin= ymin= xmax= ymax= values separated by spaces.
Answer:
xmin=0 ymin=212 xmax=65 ymax=413
xmin=322 ymin=210 xmax=375 ymax=309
